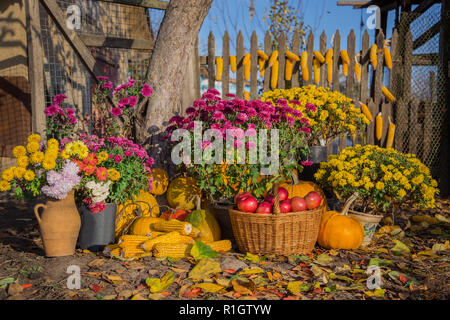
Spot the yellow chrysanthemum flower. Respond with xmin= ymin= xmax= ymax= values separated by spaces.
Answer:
xmin=24 ymin=170 xmax=35 ymax=181
xmin=42 ymin=158 xmax=56 ymax=171
xmin=375 ymin=181 xmax=385 ymax=190
xmin=0 ymin=180 xmax=11 ymax=192
xmin=12 ymin=145 xmax=27 ymax=158
xmin=47 ymin=138 xmax=59 ymax=148
xmin=1 ymin=168 xmax=15 ymax=182
xmin=27 ymin=134 xmax=41 ymax=143
xmin=26 ymin=142 xmax=40 ymax=154
xmin=13 ymin=167 xmax=26 ymax=179
xmin=16 ymin=156 xmax=29 ymax=168
xmin=398 ymin=189 xmax=406 ymax=198
xmin=30 ymin=151 xmax=44 ymax=164
xmin=59 ymin=150 xmax=70 ymax=160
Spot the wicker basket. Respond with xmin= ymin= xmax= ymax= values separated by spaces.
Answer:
xmin=228 ymin=184 xmax=323 ymax=255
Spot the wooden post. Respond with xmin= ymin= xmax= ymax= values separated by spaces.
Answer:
xmin=367 ymin=98 xmax=377 ymax=145
xmin=306 ymin=31 xmax=314 ymax=86
xmin=360 ymin=29 xmax=370 ymax=104
xmin=332 ymin=30 xmax=340 ymax=92
xmin=380 ymin=102 xmax=392 ymax=147
xmin=263 ymin=31 xmax=272 ymax=93
xmin=26 ymin=0 xmax=46 ymax=136
xmin=278 ymin=32 xmax=286 ymax=89
xmin=291 ymin=31 xmax=301 ymax=88
xmin=346 ymin=29 xmax=356 ymax=100
xmin=250 ymin=31 xmax=258 ymax=99
xmin=222 ymin=31 xmax=230 ymax=99
xmin=236 ymin=31 xmax=244 ymax=99
xmin=208 ymin=31 xmax=215 ymax=89
xmin=372 ymin=30 xmax=385 ymax=107
xmin=319 ymin=31 xmax=327 ymax=87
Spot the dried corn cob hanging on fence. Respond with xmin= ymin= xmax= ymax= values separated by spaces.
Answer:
xmin=360 ymin=103 xmax=373 ymax=121
xmin=300 ymin=52 xmax=309 ymax=81
xmin=376 ymin=112 xmax=383 ymax=141
xmin=268 ymin=50 xmax=278 ymax=67
xmin=313 ymin=58 xmax=320 ymax=84
xmin=370 ymin=44 xmax=378 ymax=70
xmin=342 ymin=62 xmax=349 ymax=76
xmin=230 ymin=56 xmax=237 ymax=73
xmin=257 ymin=49 xmax=269 ymax=61
xmin=243 ymin=53 xmax=251 ymax=81
xmin=355 ymin=63 xmax=361 ymax=82
xmin=285 ymin=58 xmax=294 ymax=81
xmin=215 ymin=57 xmax=223 ymax=81
xmin=386 ymin=117 xmax=396 ymax=149
xmin=259 ymin=58 xmax=265 ymax=77
xmin=325 ymin=49 xmax=333 ymax=84
xmin=271 ymin=60 xmax=279 ymax=89
xmin=286 ymin=50 xmax=300 ymax=62
xmin=384 ymin=47 xmax=392 ymax=69
xmin=382 ymin=86 xmax=396 ymax=102
xmin=340 ymin=49 xmax=350 ymax=65
xmin=314 ymin=50 xmax=325 ymax=64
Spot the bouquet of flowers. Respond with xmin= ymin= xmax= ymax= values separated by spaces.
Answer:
xmin=0 ymin=134 xmax=80 ymax=199
xmin=261 ymin=85 xmax=370 ymax=146
xmin=314 ymin=145 xmax=439 ymax=213
xmin=165 ymin=89 xmax=311 ymax=203
xmin=92 ymin=76 xmax=153 ymax=139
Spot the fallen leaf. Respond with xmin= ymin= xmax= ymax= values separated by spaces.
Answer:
xmin=183 ymin=287 xmax=203 ymax=298
xmin=231 ymin=278 xmax=255 ymax=295
xmin=117 ymin=289 xmax=133 ymax=298
xmin=327 ymin=272 xmax=353 ymax=283
xmin=170 ymin=267 xmax=188 ymax=273
xmin=191 ymin=241 xmax=219 ymax=260
xmin=87 ymin=259 xmax=107 ymax=268
xmin=90 ymin=284 xmax=102 ymax=293
xmin=238 ymin=267 xmax=265 ymax=275
xmin=287 ymin=281 xmax=310 ymax=295
xmin=315 ymin=253 xmax=332 ymax=266
xmin=432 ymin=242 xmax=449 ymax=253
xmin=102 ymin=274 xmax=126 ymax=285
xmin=146 ymin=271 xmax=174 ymax=293
xmin=188 ymin=258 xmax=222 ymax=281
xmin=435 ymin=214 xmax=450 ymax=224
xmin=126 ymin=262 xmax=146 ymax=270
xmin=242 ymin=252 xmax=264 ymax=263
xmin=328 ymin=249 xmax=339 ymax=256
xmin=0 ymin=277 xmax=16 ymax=289
xmin=365 ymin=288 xmax=385 ymax=298
xmin=102 ymin=294 xmax=117 ymax=300
xmin=368 ymin=258 xmax=392 ymax=266
xmin=131 ymin=294 xmax=148 ymax=300
xmin=192 ymin=283 xmax=224 ymax=293
xmin=215 ymin=277 xmax=231 ymax=288
xmin=390 ymin=240 xmax=411 ymax=256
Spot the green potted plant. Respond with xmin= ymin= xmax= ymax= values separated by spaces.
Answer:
xmin=314 ymin=144 xmax=439 ymax=246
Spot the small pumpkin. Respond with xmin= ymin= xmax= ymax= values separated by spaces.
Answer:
xmin=185 ymin=195 xmax=221 ymax=242
xmin=317 ymin=193 xmax=364 ymax=250
xmin=129 ymin=217 xmax=164 ymax=236
xmin=149 ymin=168 xmax=169 ymax=195
xmin=166 ymin=176 xmax=201 ymax=210
xmin=279 ymin=171 xmax=327 ymax=209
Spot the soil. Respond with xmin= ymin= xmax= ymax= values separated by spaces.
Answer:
xmin=0 ymin=197 xmax=449 ymax=300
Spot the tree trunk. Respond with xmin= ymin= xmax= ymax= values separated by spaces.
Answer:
xmin=136 ymin=0 xmax=212 ymax=172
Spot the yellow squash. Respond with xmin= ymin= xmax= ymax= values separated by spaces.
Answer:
xmin=166 ymin=176 xmax=201 ymax=211
xmin=149 ymin=168 xmax=169 ymax=195
xmin=185 ymin=196 xmax=221 ymax=242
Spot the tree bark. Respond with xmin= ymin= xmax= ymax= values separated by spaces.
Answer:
xmin=136 ymin=0 xmax=212 ymax=172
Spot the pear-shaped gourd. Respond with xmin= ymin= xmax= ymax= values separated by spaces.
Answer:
xmin=185 ymin=196 xmax=221 ymax=242
xmin=317 ymin=192 xmax=364 ymax=250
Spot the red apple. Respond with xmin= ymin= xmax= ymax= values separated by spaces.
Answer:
xmin=235 ymin=192 xmax=252 ymax=205
xmin=237 ymin=194 xmax=258 ymax=213
xmin=264 ymin=194 xmax=274 ymax=205
xmin=291 ymin=196 xmax=307 ymax=212
xmin=305 ymin=191 xmax=322 ymax=210
xmin=256 ymin=202 xmax=272 ymax=214
xmin=278 ymin=187 xmax=289 ymax=201
xmin=279 ymin=199 xmax=292 ymax=213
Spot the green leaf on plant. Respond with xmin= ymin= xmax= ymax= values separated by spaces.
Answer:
xmin=191 ymin=241 xmax=219 ymax=260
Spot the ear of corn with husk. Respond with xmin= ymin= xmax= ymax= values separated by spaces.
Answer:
xmin=215 ymin=57 xmax=223 ymax=81
xmin=382 ymin=86 xmax=396 ymax=102
xmin=152 ymin=240 xmax=232 ymax=259
xmin=230 ymin=56 xmax=237 ymax=73
xmin=258 ymin=57 xmax=265 ymax=77
xmin=376 ymin=112 xmax=383 ymax=140
xmin=370 ymin=44 xmax=378 ymax=70
xmin=325 ymin=49 xmax=333 ymax=84
xmin=271 ymin=60 xmax=279 ymax=89
xmin=243 ymin=53 xmax=251 ymax=81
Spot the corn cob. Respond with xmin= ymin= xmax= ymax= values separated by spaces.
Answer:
xmin=190 ymin=227 xmax=201 ymax=238
xmin=141 ymin=231 xmax=194 ymax=252
xmin=151 ymin=220 xmax=194 ymax=236
xmin=285 ymin=58 xmax=293 ymax=81
xmin=370 ymin=44 xmax=378 ymax=70
xmin=268 ymin=50 xmax=279 ymax=67
xmin=215 ymin=57 xmax=223 ymax=81
xmin=121 ymin=247 xmax=146 ymax=259
xmin=376 ymin=112 xmax=383 ymax=141
xmin=313 ymin=58 xmax=320 ymax=85
xmin=109 ymin=247 xmax=122 ymax=257
xmin=386 ymin=117 xmax=396 ymax=148
xmin=257 ymin=49 xmax=268 ymax=61
xmin=355 ymin=63 xmax=362 ymax=82
xmin=384 ymin=47 xmax=392 ymax=69
xmin=361 ymin=103 xmax=373 ymax=121
xmin=243 ymin=91 xmax=250 ymax=101
xmin=208 ymin=240 xmax=232 ymax=252
xmin=104 ymin=244 xmax=121 ymax=256
xmin=340 ymin=49 xmax=350 ymax=64
xmin=244 ymin=57 xmax=251 ymax=81
xmin=243 ymin=53 xmax=251 ymax=66
xmin=325 ymin=49 xmax=333 ymax=84
xmin=153 ymin=242 xmax=192 ymax=259
xmin=382 ymin=86 xmax=396 ymax=102
xmin=230 ymin=56 xmax=237 ymax=73
xmin=300 ymin=52 xmax=309 ymax=81
xmin=314 ymin=51 xmax=325 ymax=64
xmin=258 ymin=57 xmax=265 ymax=77
xmin=118 ymin=234 xmax=152 ymax=247
xmin=342 ymin=61 xmax=348 ymax=76
xmin=286 ymin=50 xmax=300 ymax=62
xmin=271 ymin=60 xmax=278 ymax=89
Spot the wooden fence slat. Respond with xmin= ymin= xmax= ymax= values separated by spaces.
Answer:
xmin=332 ymin=30 xmax=340 ymax=92
xmin=381 ymin=102 xmax=392 ymax=147
xmin=250 ymin=31 xmax=258 ymax=100
xmin=319 ymin=31 xmax=327 ymax=87
xmin=346 ymin=29 xmax=355 ymax=100
xmin=222 ymin=31 xmax=230 ymax=99
xmin=208 ymin=31 xmax=215 ymax=89
xmin=291 ymin=31 xmax=301 ymax=88
xmin=306 ymin=30 xmax=314 ymax=86
xmin=236 ymin=31 xmax=244 ymax=99
xmin=395 ymin=98 xmax=407 ymax=151
xmin=389 ymin=28 xmax=399 ymax=93
xmin=409 ymin=99 xmax=418 ymax=154
xmin=278 ymin=32 xmax=286 ymax=89
xmin=423 ymin=100 xmax=432 ymax=163
xmin=360 ymin=29 xmax=370 ymax=104
xmin=367 ymin=98 xmax=377 ymax=145
xmin=402 ymin=31 xmax=413 ymax=101
xmin=373 ymin=30 xmax=385 ymax=107
xmin=263 ymin=31 xmax=272 ymax=92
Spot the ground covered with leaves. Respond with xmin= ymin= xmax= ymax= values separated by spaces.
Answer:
xmin=0 ymin=198 xmax=449 ymax=300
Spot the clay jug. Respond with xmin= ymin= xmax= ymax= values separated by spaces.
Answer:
xmin=34 ymin=190 xmax=81 ymax=257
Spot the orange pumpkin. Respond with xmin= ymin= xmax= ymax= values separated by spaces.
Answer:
xmin=317 ymin=193 xmax=364 ymax=250
xmin=279 ymin=171 xmax=327 ymax=209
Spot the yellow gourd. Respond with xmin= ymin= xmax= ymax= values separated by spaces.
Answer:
xmin=149 ymin=168 xmax=169 ymax=195
xmin=166 ymin=176 xmax=201 ymax=211
xmin=317 ymin=193 xmax=364 ymax=250
xmin=129 ymin=217 xmax=165 ymax=236
xmin=185 ymin=196 xmax=221 ymax=243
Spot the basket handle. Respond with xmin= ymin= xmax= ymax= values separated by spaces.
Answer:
xmin=273 ymin=183 xmax=281 ymax=215
xmin=341 ymin=192 xmax=359 ymax=216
